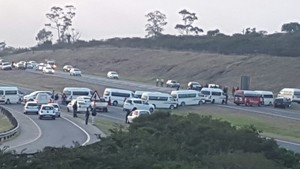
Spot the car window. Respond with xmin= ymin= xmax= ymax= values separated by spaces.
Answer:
xmin=27 ymin=103 xmax=38 ymax=106
xmin=42 ymin=106 xmax=53 ymax=110
xmin=126 ymin=100 xmax=132 ymax=104
xmin=133 ymin=100 xmax=142 ymax=104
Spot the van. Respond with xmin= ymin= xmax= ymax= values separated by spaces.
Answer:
xmin=255 ymin=90 xmax=274 ymax=105
xmin=277 ymin=88 xmax=300 ymax=103
xmin=200 ymin=87 xmax=226 ymax=104
xmin=0 ymin=87 xmax=22 ymax=104
xmin=134 ymin=91 xmax=152 ymax=98
xmin=103 ymin=88 xmax=134 ymax=106
xmin=234 ymin=90 xmax=263 ymax=106
xmin=63 ymin=87 xmax=92 ymax=104
xmin=171 ymin=90 xmax=205 ymax=106
xmin=141 ymin=92 xmax=178 ymax=109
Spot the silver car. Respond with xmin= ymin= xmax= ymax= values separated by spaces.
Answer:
xmin=24 ymin=101 xmax=39 ymax=114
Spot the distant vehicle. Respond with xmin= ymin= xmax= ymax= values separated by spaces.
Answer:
xmin=133 ymin=90 xmax=152 ymax=98
xmin=103 ymin=88 xmax=134 ymax=106
xmin=141 ymin=92 xmax=177 ymax=109
xmin=35 ymin=63 xmax=45 ymax=71
xmin=69 ymin=68 xmax=82 ymax=76
xmin=123 ymin=98 xmax=155 ymax=113
xmin=43 ymin=66 xmax=55 ymax=74
xmin=107 ymin=71 xmax=119 ymax=79
xmin=49 ymin=103 xmax=61 ymax=117
xmin=76 ymin=96 xmax=91 ymax=105
xmin=39 ymin=104 xmax=56 ymax=120
xmin=46 ymin=60 xmax=57 ymax=69
xmin=28 ymin=61 xmax=38 ymax=68
xmin=274 ymin=97 xmax=292 ymax=109
xmin=63 ymin=87 xmax=92 ymax=104
xmin=24 ymin=101 xmax=39 ymax=114
xmin=63 ymin=65 xmax=73 ymax=72
xmin=200 ymin=87 xmax=226 ymax=104
xmin=127 ymin=110 xmax=151 ymax=124
xmin=171 ymin=90 xmax=205 ymax=106
xmin=0 ymin=86 xmax=22 ymax=104
xmin=255 ymin=90 xmax=274 ymax=105
xmin=23 ymin=91 xmax=52 ymax=103
xmin=91 ymin=98 xmax=109 ymax=112
xmin=234 ymin=90 xmax=263 ymax=106
xmin=67 ymin=100 xmax=89 ymax=113
xmin=1 ymin=62 xmax=12 ymax=70
xmin=16 ymin=61 xmax=26 ymax=70
xmin=187 ymin=82 xmax=202 ymax=90
xmin=208 ymin=84 xmax=220 ymax=88
xmin=166 ymin=80 xmax=180 ymax=88
xmin=26 ymin=62 xmax=34 ymax=69
xmin=35 ymin=92 xmax=52 ymax=105
xmin=277 ymin=88 xmax=300 ymax=104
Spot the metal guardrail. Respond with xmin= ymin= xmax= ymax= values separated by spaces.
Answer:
xmin=0 ymin=106 xmax=20 ymax=142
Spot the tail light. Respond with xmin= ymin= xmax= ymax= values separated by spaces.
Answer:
xmin=106 ymin=102 xmax=108 ymax=106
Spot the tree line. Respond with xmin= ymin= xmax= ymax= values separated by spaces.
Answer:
xmin=1 ymin=112 xmax=300 ymax=169
xmin=1 ymin=6 xmax=300 ymax=57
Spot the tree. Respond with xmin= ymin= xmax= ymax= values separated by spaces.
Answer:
xmin=0 ymin=41 xmax=6 ymax=51
xmin=175 ymin=9 xmax=203 ymax=35
xmin=145 ymin=11 xmax=167 ymax=38
xmin=207 ymin=29 xmax=220 ymax=36
xmin=281 ymin=22 xmax=300 ymax=33
xmin=45 ymin=5 xmax=76 ymax=43
xmin=36 ymin=28 xmax=53 ymax=45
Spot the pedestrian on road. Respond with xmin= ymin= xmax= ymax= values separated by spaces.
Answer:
xmin=85 ymin=107 xmax=90 ymax=125
xmin=91 ymin=100 xmax=97 ymax=125
xmin=62 ymin=93 xmax=67 ymax=105
xmin=126 ymin=107 xmax=136 ymax=124
xmin=73 ymin=101 xmax=78 ymax=118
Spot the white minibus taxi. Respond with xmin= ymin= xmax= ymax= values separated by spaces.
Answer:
xmin=171 ymin=90 xmax=205 ymax=106
xmin=103 ymin=88 xmax=134 ymax=106
xmin=0 ymin=87 xmax=22 ymax=104
xmin=278 ymin=88 xmax=300 ymax=103
xmin=255 ymin=90 xmax=274 ymax=105
xmin=134 ymin=90 xmax=153 ymax=98
xmin=141 ymin=92 xmax=178 ymax=109
xmin=63 ymin=87 xmax=92 ymax=104
xmin=200 ymin=87 xmax=226 ymax=104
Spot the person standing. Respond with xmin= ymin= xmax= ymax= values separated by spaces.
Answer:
xmin=232 ymin=87 xmax=236 ymax=97
xmin=85 ymin=107 xmax=90 ymax=125
xmin=62 ymin=93 xmax=67 ymax=105
xmin=91 ymin=100 xmax=97 ymax=125
xmin=73 ymin=101 xmax=78 ymax=118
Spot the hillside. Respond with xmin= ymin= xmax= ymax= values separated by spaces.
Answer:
xmin=3 ymin=47 xmax=300 ymax=93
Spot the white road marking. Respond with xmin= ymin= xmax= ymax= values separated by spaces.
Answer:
xmin=3 ymin=106 xmax=42 ymax=150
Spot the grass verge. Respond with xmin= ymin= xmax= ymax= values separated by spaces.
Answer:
xmin=0 ymin=114 xmax=13 ymax=132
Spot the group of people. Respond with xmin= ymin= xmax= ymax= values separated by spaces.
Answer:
xmin=71 ymin=100 xmax=98 ymax=125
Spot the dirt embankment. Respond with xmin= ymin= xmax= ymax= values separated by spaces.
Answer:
xmin=3 ymin=47 xmax=300 ymax=93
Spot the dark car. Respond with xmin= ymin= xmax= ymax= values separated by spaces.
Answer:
xmin=274 ymin=97 xmax=291 ymax=109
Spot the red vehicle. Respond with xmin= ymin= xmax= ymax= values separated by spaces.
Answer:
xmin=234 ymin=90 xmax=263 ymax=106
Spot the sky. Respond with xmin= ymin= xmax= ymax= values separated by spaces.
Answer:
xmin=1 ymin=0 xmax=300 ymax=47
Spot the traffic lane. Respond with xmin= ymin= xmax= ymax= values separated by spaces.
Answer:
xmin=3 ymin=104 xmax=87 ymax=153
xmin=276 ymin=139 xmax=300 ymax=153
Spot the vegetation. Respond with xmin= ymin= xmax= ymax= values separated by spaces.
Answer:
xmin=1 ymin=112 xmax=300 ymax=169
xmin=0 ymin=114 xmax=12 ymax=132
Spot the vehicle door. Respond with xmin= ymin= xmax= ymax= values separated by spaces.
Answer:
xmin=133 ymin=100 xmax=144 ymax=109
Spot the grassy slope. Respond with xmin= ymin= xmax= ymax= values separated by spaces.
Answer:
xmin=3 ymin=47 xmax=300 ymax=93
xmin=0 ymin=114 xmax=12 ymax=132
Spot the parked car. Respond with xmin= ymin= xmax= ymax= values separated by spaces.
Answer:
xmin=35 ymin=63 xmax=45 ymax=71
xmin=76 ymin=96 xmax=91 ymax=105
xmin=39 ymin=104 xmax=56 ymax=120
xmin=166 ymin=80 xmax=181 ymax=88
xmin=43 ymin=66 xmax=55 ymax=74
xmin=107 ymin=71 xmax=119 ymax=79
xmin=187 ymin=81 xmax=202 ymax=90
xmin=1 ymin=62 xmax=12 ymax=70
xmin=91 ymin=98 xmax=109 ymax=112
xmin=70 ymin=68 xmax=82 ymax=76
xmin=49 ymin=103 xmax=61 ymax=117
xmin=274 ymin=97 xmax=291 ymax=109
xmin=24 ymin=101 xmax=39 ymax=114
xmin=16 ymin=61 xmax=26 ymax=70
xmin=123 ymin=98 xmax=155 ymax=113
xmin=35 ymin=92 xmax=53 ymax=105
xmin=23 ymin=91 xmax=52 ymax=103
xmin=67 ymin=100 xmax=89 ymax=113
xmin=63 ymin=65 xmax=73 ymax=72
xmin=127 ymin=110 xmax=151 ymax=123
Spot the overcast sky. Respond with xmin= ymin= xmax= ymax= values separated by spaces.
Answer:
xmin=1 ymin=0 xmax=300 ymax=47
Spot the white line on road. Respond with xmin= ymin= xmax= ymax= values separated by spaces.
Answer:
xmin=62 ymin=117 xmax=90 ymax=146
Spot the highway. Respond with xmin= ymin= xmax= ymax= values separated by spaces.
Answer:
xmin=1 ymin=69 xmax=300 ymax=153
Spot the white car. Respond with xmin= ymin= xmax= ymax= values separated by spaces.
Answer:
xmin=1 ymin=62 xmax=12 ymax=70
xmin=23 ymin=91 xmax=52 ymax=103
xmin=166 ymin=80 xmax=181 ymax=88
xmin=123 ymin=98 xmax=155 ymax=113
xmin=49 ymin=103 xmax=61 ymax=117
xmin=39 ymin=104 xmax=56 ymax=120
xmin=24 ymin=101 xmax=39 ymax=114
xmin=70 ymin=68 xmax=82 ymax=76
xmin=127 ymin=110 xmax=151 ymax=123
xmin=43 ymin=66 xmax=55 ymax=74
xmin=67 ymin=100 xmax=89 ymax=113
xmin=76 ymin=96 xmax=91 ymax=105
xmin=107 ymin=71 xmax=119 ymax=79
xmin=63 ymin=65 xmax=73 ymax=72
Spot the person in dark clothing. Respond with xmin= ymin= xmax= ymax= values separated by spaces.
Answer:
xmin=54 ymin=93 xmax=59 ymax=101
xmin=73 ymin=101 xmax=78 ymax=117
xmin=62 ymin=93 xmax=67 ymax=105
xmin=125 ymin=107 xmax=137 ymax=124
xmin=85 ymin=108 xmax=90 ymax=125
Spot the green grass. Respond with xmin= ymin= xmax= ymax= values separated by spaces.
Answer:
xmin=93 ymin=118 xmax=125 ymax=136
xmin=0 ymin=114 xmax=13 ymax=132
xmin=172 ymin=108 xmax=300 ymax=143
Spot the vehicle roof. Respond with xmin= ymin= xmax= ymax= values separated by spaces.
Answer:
xmin=280 ymin=88 xmax=300 ymax=91
xmin=254 ymin=90 xmax=274 ymax=94
xmin=25 ymin=101 xmax=38 ymax=105
xmin=0 ymin=86 xmax=18 ymax=90
xmin=63 ymin=87 xmax=91 ymax=91
xmin=171 ymin=90 xmax=200 ymax=94
xmin=29 ymin=91 xmax=51 ymax=95
xmin=104 ymin=88 xmax=133 ymax=93
xmin=142 ymin=92 xmax=171 ymax=97
xmin=201 ymin=87 xmax=223 ymax=92
xmin=41 ymin=104 xmax=54 ymax=107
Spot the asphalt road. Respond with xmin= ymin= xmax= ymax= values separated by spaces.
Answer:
xmin=2 ymin=69 xmax=300 ymax=153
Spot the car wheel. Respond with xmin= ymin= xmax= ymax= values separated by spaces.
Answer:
xmin=24 ymin=112 xmax=27 ymax=114
xmin=112 ymin=101 xmax=118 ymax=106
xmin=52 ymin=116 xmax=56 ymax=120
xmin=58 ymin=114 xmax=61 ymax=117
xmin=5 ymin=99 xmax=10 ymax=104
xmin=180 ymin=102 xmax=185 ymax=106
xmin=104 ymin=108 xmax=108 ymax=112
xmin=169 ymin=105 xmax=175 ymax=109
xmin=67 ymin=108 xmax=70 ymax=112
xmin=149 ymin=108 xmax=154 ymax=113
xmin=39 ymin=116 xmax=42 ymax=120
xmin=211 ymin=99 xmax=215 ymax=104
xmin=198 ymin=101 xmax=202 ymax=105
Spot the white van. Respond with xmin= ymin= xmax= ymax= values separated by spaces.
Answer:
xmin=134 ymin=90 xmax=152 ymax=98
xmin=63 ymin=87 xmax=92 ymax=103
xmin=0 ymin=87 xmax=22 ymax=104
xmin=255 ymin=90 xmax=274 ymax=105
xmin=171 ymin=90 xmax=205 ymax=106
xmin=103 ymin=88 xmax=134 ymax=106
xmin=141 ymin=92 xmax=178 ymax=109
xmin=200 ymin=87 xmax=226 ymax=104
xmin=278 ymin=88 xmax=300 ymax=103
